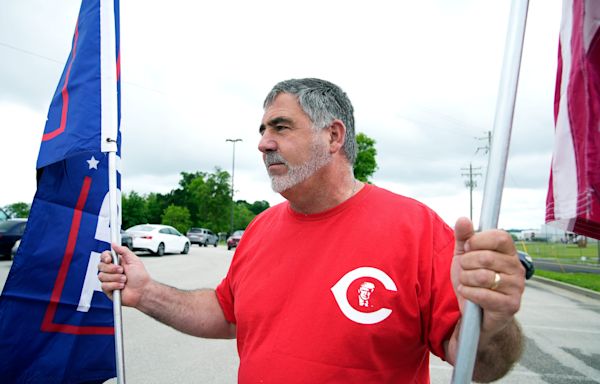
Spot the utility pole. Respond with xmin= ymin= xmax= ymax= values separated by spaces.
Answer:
xmin=226 ymin=138 xmax=242 ymax=235
xmin=475 ymin=131 xmax=492 ymax=155
xmin=461 ymin=163 xmax=482 ymax=221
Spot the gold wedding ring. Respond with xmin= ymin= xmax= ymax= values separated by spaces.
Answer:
xmin=490 ymin=272 xmax=501 ymax=290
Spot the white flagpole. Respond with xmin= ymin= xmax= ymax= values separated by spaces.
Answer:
xmin=100 ymin=0 xmax=126 ymax=382
xmin=451 ymin=0 xmax=529 ymax=382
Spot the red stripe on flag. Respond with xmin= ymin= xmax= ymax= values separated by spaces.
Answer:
xmin=41 ymin=176 xmax=114 ymax=335
xmin=42 ymin=18 xmax=80 ymax=142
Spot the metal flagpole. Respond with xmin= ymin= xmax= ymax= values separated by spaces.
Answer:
xmin=451 ymin=0 xmax=529 ymax=382
xmin=100 ymin=0 xmax=126 ymax=382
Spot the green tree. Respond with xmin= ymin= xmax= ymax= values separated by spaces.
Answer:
xmin=120 ymin=168 xmax=269 ymax=234
xmin=248 ymin=200 xmax=270 ymax=215
xmin=353 ymin=132 xmax=378 ymax=183
xmin=122 ymin=191 xmax=148 ymax=229
xmin=185 ymin=168 xmax=232 ymax=233
xmin=4 ymin=202 xmax=30 ymax=218
xmin=233 ymin=203 xmax=255 ymax=231
xmin=161 ymin=205 xmax=192 ymax=234
xmin=146 ymin=192 xmax=168 ymax=224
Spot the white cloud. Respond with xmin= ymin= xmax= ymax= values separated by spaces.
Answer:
xmin=0 ymin=0 xmax=563 ymax=230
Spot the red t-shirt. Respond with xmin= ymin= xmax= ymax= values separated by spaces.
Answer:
xmin=216 ymin=184 xmax=459 ymax=383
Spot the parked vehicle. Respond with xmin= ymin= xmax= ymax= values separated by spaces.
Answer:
xmin=121 ymin=230 xmax=133 ymax=249
xmin=11 ymin=239 xmax=21 ymax=258
xmin=0 ymin=208 xmax=9 ymax=222
xmin=518 ymin=250 xmax=535 ymax=280
xmin=227 ymin=230 xmax=244 ymax=250
xmin=186 ymin=227 xmax=218 ymax=247
xmin=0 ymin=218 xmax=27 ymax=259
xmin=126 ymin=224 xmax=190 ymax=256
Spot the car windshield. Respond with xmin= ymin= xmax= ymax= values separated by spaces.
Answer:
xmin=127 ymin=225 xmax=155 ymax=232
xmin=188 ymin=228 xmax=202 ymax=233
xmin=233 ymin=230 xmax=244 ymax=236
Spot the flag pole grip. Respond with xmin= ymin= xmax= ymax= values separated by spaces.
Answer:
xmin=108 ymin=151 xmax=126 ymax=384
xmin=451 ymin=0 xmax=529 ymax=382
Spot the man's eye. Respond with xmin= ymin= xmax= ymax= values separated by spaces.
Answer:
xmin=276 ymin=125 xmax=287 ymax=131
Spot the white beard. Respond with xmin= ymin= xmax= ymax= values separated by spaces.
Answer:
xmin=265 ymin=135 xmax=332 ymax=193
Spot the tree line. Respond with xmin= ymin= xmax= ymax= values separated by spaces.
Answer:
xmin=3 ymin=132 xmax=378 ymax=236
xmin=122 ymin=168 xmax=268 ymax=235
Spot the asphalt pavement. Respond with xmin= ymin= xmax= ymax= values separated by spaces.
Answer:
xmin=1 ymin=245 xmax=599 ymax=383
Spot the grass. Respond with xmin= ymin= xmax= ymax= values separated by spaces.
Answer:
xmin=535 ymin=270 xmax=600 ymax=292
xmin=516 ymin=241 xmax=600 ymax=264
xmin=513 ymin=241 xmax=600 ymax=292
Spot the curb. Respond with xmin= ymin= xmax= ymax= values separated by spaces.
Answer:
xmin=531 ymin=275 xmax=600 ymax=301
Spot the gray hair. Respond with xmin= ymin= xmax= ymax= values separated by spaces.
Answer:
xmin=263 ymin=78 xmax=357 ymax=164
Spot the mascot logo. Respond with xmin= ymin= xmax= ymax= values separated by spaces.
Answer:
xmin=330 ymin=267 xmax=397 ymax=324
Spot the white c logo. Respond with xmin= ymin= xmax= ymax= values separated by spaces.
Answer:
xmin=330 ymin=267 xmax=397 ymax=324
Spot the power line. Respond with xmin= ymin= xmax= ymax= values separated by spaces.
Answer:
xmin=0 ymin=41 xmax=64 ymax=64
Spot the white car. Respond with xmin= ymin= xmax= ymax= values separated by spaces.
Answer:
xmin=126 ymin=224 xmax=190 ymax=256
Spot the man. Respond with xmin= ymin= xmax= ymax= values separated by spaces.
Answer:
xmin=99 ymin=78 xmax=525 ymax=383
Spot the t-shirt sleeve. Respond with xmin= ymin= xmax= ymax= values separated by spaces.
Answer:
xmin=215 ymin=274 xmax=236 ymax=324
xmin=427 ymin=224 xmax=461 ymax=360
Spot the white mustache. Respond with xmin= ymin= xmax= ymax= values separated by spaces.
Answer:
xmin=264 ymin=152 xmax=287 ymax=167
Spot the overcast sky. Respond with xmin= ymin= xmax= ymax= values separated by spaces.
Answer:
xmin=0 ymin=0 xmax=561 ymax=230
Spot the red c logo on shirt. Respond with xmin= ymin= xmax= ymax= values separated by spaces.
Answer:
xmin=330 ymin=267 xmax=397 ymax=324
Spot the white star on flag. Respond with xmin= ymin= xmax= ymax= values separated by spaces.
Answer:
xmin=87 ymin=156 xmax=99 ymax=170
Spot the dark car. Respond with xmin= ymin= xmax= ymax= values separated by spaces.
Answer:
xmin=0 ymin=219 xmax=28 ymax=259
xmin=227 ymin=230 xmax=244 ymax=250
xmin=518 ymin=250 xmax=535 ymax=280
xmin=121 ymin=230 xmax=133 ymax=249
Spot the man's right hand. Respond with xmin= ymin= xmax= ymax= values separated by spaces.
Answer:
xmin=98 ymin=244 xmax=151 ymax=308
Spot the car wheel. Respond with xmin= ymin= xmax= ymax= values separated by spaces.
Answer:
xmin=182 ymin=242 xmax=190 ymax=254
xmin=156 ymin=243 xmax=165 ymax=256
xmin=227 ymin=245 xmax=232 ymax=250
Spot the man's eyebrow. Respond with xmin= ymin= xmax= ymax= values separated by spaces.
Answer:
xmin=259 ymin=117 xmax=293 ymax=133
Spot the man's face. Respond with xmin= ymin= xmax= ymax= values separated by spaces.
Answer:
xmin=358 ymin=286 xmax=373 ymax=300
xmin=259 ymin=93 xmax=331 ymax=193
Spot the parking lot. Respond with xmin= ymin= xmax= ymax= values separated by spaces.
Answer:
xmin=1 ymin=245 xmax=599 ymax=383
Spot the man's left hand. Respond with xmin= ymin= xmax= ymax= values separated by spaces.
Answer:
xmin=451 ymin=217 xmax=525 ymax=339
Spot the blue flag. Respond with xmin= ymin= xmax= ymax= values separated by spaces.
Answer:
xmin=0 ymin=0 xmax=120 ymax=382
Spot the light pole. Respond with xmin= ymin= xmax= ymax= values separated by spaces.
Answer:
xmin=226 ymin=138 xmax=242 ymax=236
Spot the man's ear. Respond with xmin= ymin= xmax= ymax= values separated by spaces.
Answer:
xmin=327 ymin=119 xmax=346 ymax=154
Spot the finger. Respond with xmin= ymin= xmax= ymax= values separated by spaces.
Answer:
xmin=459 ymin=270 xmax=525 ymax=311
xmin=98 ymin=261 xmax=123 ymax=274
xmin=457 ymin=283 xmax=521 ymax=315
xmin=459 ymin=269 xmax=525 ymax=295
xmin=100 ymin=281 xmax=124 ymax=296
xmin=465 ymin=229 xmax=516 ymax=256
xmin=459 ymin=269 xmax=500 ymax=290
xmin=100 ymin=251 xmax=113 ymax=264
xmin=459 ymin=269 xmax=518 ymax=291
xmin=111 ymin=243 xmax=138 ymax=265
xmin=454 ymin=216 xmax=475 ymax=255
xmin=459 ymin=249 xmax=521 ymax=273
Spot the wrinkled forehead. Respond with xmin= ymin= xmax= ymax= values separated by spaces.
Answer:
xmin=261 ymin=93 xmax=311 ymax=125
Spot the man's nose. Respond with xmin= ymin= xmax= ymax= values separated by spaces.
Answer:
xmin=258 ymin=131 xmax=277 ymax=153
